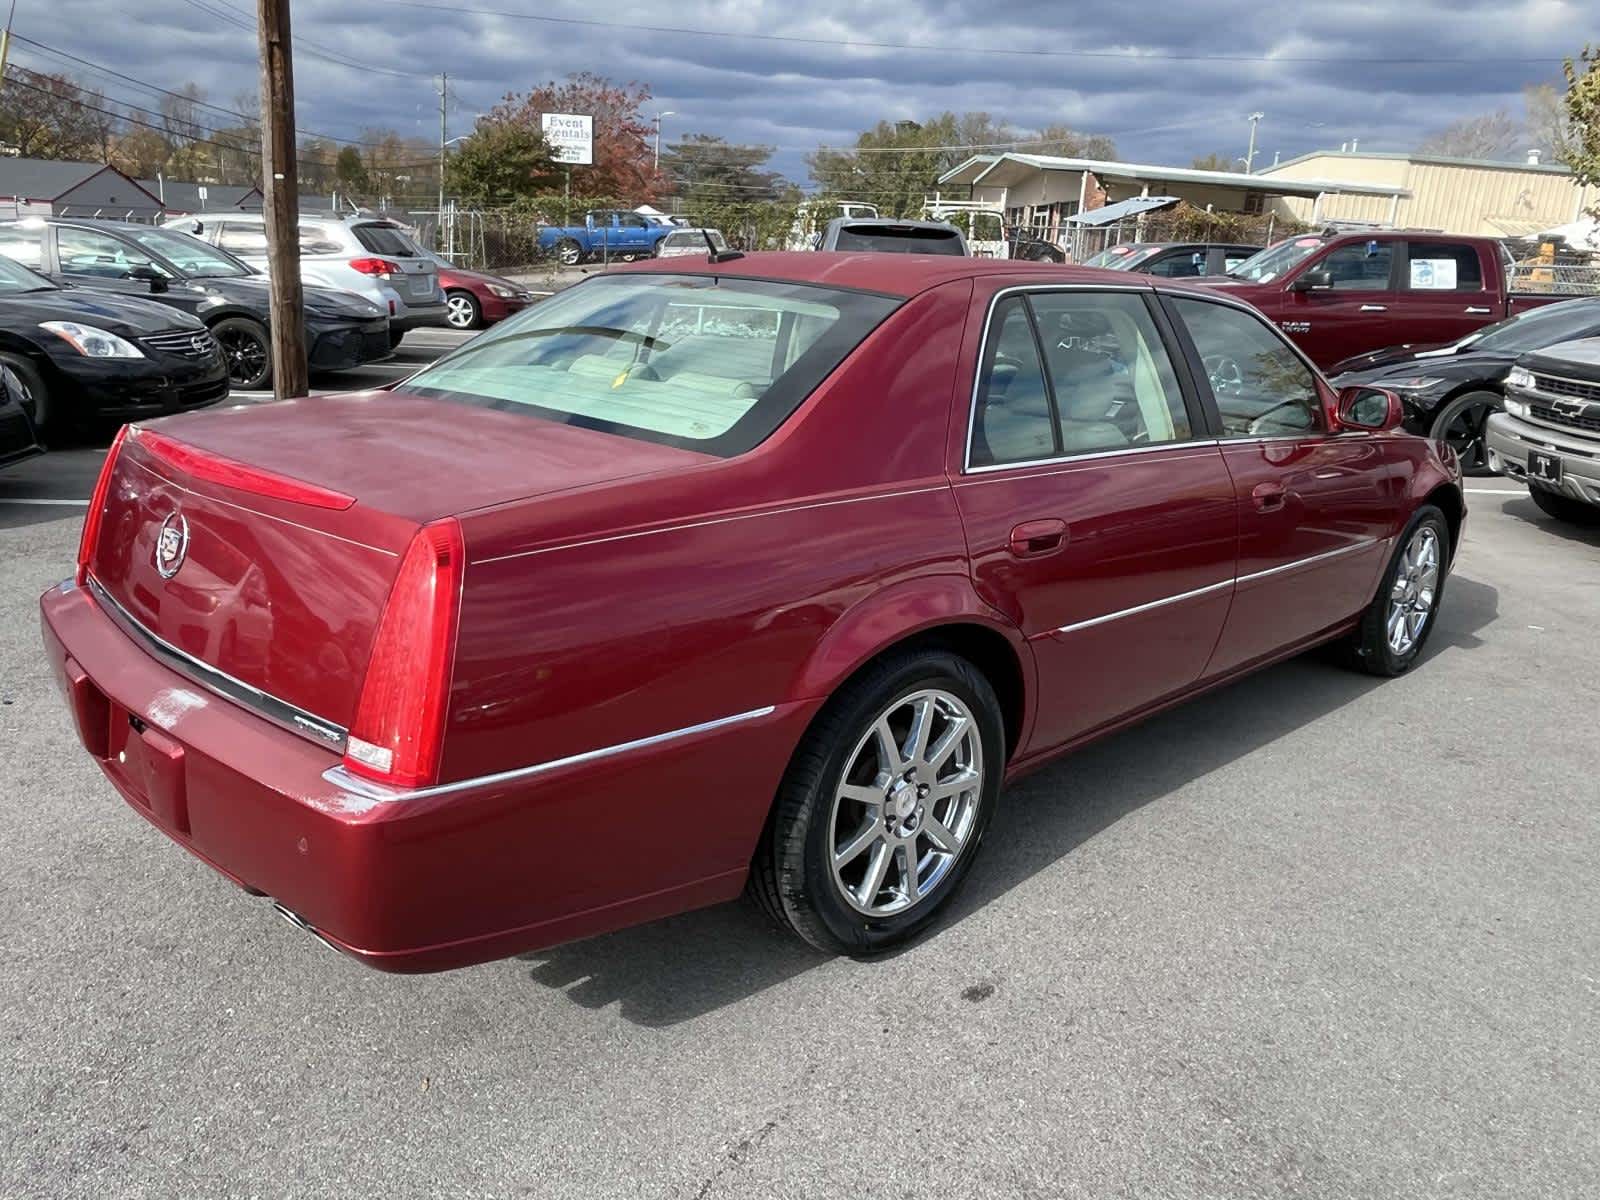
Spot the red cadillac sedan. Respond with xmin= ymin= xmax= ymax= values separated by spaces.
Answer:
xmin=41 ymin=253 xmax=1463 ymax=972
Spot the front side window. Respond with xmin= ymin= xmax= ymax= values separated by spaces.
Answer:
xmin=56 ymin=227 xmax=163 ymax=280
xmin=969 ymin=291 xmax=1194 ymax=467
xmin=1404 ymin=242 xmax=1484 ymax=291
xmin=126 ymin=227 xmax=251 ymax=278
xmin=1172 ymin=298 xmax=1322 ymax=437
xmin=400 ymin=274 xmax=899 ymax=457
xmin=1320 ymin=241 xmax=1394 ymax=291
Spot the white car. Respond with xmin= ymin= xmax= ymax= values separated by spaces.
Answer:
xmin=654 ymin=228 xmax=732 ymax=258
xmin=163 ymin=213 xmax=448 ymax=346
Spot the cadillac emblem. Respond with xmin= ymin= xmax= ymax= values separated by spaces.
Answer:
xmin=155 ymin=511 xmax=189 ymax=579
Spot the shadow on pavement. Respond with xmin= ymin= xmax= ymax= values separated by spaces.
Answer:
xmin=1501 ymin=496 xmax=1600 ymax=549
xmin=516 ymin=573 xmax=1500 ymax=1028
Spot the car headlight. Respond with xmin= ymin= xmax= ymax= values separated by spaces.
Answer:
xmin=1385 ymin=376 xmax=1444 ymax=391
xmin=1503 ymin=395 xmax=1529 ymax=418
xmin=41 ymin=321 xmax=145 ymax=359
xmin=1505 ymin=366 xmax=1536 ymax=391
xmin=487 ymin=284 xmax=517 ymax=298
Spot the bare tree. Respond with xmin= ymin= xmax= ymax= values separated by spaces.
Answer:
xmin=1524 ymin=83 xmax=1575 ymax=163
xmin=1416 ymin=109 xmax=1521 ymax=159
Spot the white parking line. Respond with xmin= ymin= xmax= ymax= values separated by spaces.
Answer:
xmin=1 ymin=497 xmax=87 ymax=507
xmin=1465 ymin=487 xmax=1524 ymax=495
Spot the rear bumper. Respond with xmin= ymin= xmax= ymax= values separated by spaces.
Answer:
xmin=40 ymin=579 xmax=811 ymax=971
xmin=1485 ymin=411 xmax=1600 ymax=504
xmin=390 ymin=299 xmax=449 ymax=332
xmin=307 ymin=318 xmax=390 ymax=370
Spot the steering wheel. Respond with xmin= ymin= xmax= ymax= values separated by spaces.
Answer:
xmin=1202 ymin=354 xmax=1245 ymax=397
xmin=1246 ymin=399 xmax=1314 ymax=437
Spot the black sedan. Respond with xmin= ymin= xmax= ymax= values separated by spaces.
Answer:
xmin=1330 ymin=297 xmax=1600 ymax=472
xmin=0 ymin=252 xmax=227 ymax=432
xmin=0 ymin=218 xmax=390 ymax=391
xmin=0 ymin=363 xmax=42 ymax=470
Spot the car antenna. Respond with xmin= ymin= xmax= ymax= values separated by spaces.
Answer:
xmin=702 ymin=229 xmax=743 ymax=264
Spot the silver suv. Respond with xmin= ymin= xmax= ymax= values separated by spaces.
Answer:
xmin=163 ymin=213 xmax=448 ymax=345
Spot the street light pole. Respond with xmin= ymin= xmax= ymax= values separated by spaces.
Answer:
xmin=653 ymin=110 xmax=676 ymax=171
xmin=1244 ymin=111 xmax=1265 ymax=173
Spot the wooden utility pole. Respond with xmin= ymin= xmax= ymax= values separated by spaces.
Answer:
xmin=257 ymin=0 xmax=308 ymax=400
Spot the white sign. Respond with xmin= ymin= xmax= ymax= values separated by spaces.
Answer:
xmin=1410 ymin=258 xmax=1458 ymax=290
xmin=541 ymin=113 xmax=593 ymax=166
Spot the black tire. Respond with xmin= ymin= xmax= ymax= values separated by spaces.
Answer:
xmin=556 ymin=239 xmax=583 ymax=267
xmin=0 ymin=351 xmax=49 ymax=430
xmin=1529 ymin=486 xmax=1600 ymax=527
xmin=210 ymin=316 xmax=272 ymax=391
xmin=388 ymin=327 xmax=406 ymax=350
xmin=749 ymin=649 xmax=1005 ymax=955
xmin=1428 ymin=390 xmax=1498 ymax=476
xmin=1340 ymin=504 xmax=1450 ymax=677
xmin=444 ymin=289 xmax=481 ymax=330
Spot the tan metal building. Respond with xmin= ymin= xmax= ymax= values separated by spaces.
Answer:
xmin=1258 ymin=150 xmax=1598 ymax=237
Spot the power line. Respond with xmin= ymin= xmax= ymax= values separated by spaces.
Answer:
xmin=176 ymin=0 xmax=430 ymax=79
xmin=385 ymin=1 xmax=1569 ymax=65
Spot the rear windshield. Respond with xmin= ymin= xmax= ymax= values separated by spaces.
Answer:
xmin=352 ymin=223 xmax=421 ymax=257
xmin=399 ymin=273 xmax=900 ymax=457
xmin=832 ymin=225 xmax=964 ymax=255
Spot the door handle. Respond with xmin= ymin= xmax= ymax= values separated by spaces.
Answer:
xmin=1251 ymin=482 xmax=1287 ymax=513
xmin=1465 ymin=306 xmax=1492 ymax=314
xmin=1008 ymin=519 xmax=1069 ymax=558
xmin=1359 ymin=304 xmax=1388 ymax=312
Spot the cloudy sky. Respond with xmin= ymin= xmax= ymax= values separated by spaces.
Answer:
xmin=20 ymin=0 xmax=1587 ymax=186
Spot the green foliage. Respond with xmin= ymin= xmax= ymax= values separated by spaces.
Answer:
xmin=1139 ymin=202 xmax=1307 ymax=246
xmin=446 ymin=121 xmax=561 ymax=204
xmin=680 ymin=194 xmax=805 ymax=251
xmin=1563 ymin=46 xmax=1600 ymax=217
xmin=806 ymin=112 xmax=1116 ymax=218
xmin=334 ymin=146 xmax=369 ymax=195
xmin=660 ymin=134 xmax=786 ymax=204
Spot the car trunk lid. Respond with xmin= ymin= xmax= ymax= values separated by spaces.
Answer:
xmin=85 ymin=396 xmax=710 ymax=739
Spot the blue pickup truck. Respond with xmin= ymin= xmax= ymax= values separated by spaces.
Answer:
xmin=538 ymin=210 xmax=675 ymax=265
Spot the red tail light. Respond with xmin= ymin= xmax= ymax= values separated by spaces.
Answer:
xmin=343 ymin=518 xmax=464 ymax=789
xmin=77 ymin=424 xmax=129 ymax=586
xmin=132 ymin=428 xmax=355 ymax=510
xmin=349 ymin=257 xmax=399 ymax=277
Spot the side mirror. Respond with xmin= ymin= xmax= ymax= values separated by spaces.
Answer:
xmin=1290 ymin=268 xmax=1334 ymax=293
xmin=1337 ymin=385 xmax=1403 ymax=432
xmin=128 ymin=265 xmax=168 ymax=294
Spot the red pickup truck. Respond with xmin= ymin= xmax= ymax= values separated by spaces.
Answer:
xmin=1194 ymin=230 xmax=1563 ymax=368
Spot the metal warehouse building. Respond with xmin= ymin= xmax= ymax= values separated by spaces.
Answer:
xmin=1258 ymin=150 xmax=1598 ymax=237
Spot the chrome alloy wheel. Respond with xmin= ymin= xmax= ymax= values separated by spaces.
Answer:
xmin=827 ymin=689 xmax=984 ymax=918
xmin=1387 ymin=525 xmax=1440 ymax=655
xmin=445 ymin=293 xmax=476 ymax=328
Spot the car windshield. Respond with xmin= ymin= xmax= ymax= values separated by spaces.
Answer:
xmin=400 ymin=273 xmax=900 ymax=457
xmin=1081 ymin=245 xmax=1139 ymax=269
xmin=0 ymin=248 xmax=55 ymax=292
xmin=127 ymin=227 xmax=252 ymax=278
xmin=1469 ymin=300 xmax=1600 ymax=353
xmin=353 ymin=223 xmax=422 ymax=257
xmin=1106 ymin=245 xmax=1166 ymax=270
xmin=832 ymin=225 xmax=963 ymax=255
xmin=1227 ymin=237 xmax=1328 ymax=282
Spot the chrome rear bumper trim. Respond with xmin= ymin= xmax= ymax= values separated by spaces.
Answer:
xmin=87 ymin=576 xmax=348 ymax=751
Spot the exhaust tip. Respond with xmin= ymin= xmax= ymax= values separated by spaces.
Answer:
xmin=270 ymin=902 xmax=344 ymax=957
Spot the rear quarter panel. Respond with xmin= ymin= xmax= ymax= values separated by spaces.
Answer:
xmin=444 ymin=280 xmax=981 ymax=779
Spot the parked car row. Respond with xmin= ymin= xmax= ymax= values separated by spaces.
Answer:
xmin=0 ymin=214 xmax=534 ymax=430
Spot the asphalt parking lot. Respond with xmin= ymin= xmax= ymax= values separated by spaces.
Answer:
xmin=2 ymin=351 xmax=1597 ymax=1196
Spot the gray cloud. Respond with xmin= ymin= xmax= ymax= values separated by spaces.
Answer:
xmin=30 ymin=0 xmax=1582 ymax=187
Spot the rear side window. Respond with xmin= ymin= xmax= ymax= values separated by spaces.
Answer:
xmin=1171 ymin=298 xmax=1321 ymax=437
xmin=1145 ymin=251 xmax=1207 ymax=278
xmin=832 ymin=225 xmax=964 ymax=255
xmin=215 ymin=223 xmax=268 ymax=255
xmin=0 ymin=225 xmax=43 ymax=268
xmin=1320 ymin=241 xmax=1394 ymax=290
xmin=400 ymin=274 xmax=899 ymax=457
xmin=970 ymin=291 xmax=1193 ymax=467
xmin=353 ymin=223 xmax=419 ymax=257
xmin=1405 ymin=242 xmax=1484 ymax=291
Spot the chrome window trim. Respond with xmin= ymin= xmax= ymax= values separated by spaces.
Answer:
xmin=321 ymin=705 xmax=779 ymax=802
xmin=961 ymin=282 xmax=1165 ymax=475
xmin=960 ymin=438 xmax=1222 ymax=477
xmin=1043 ymin=538 xmax=1381 ymax=637
xmin=88 ymin=576 xmax=348 ymax=750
